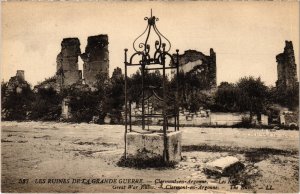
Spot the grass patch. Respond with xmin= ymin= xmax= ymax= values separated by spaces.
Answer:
xmin=117 ymin=151 xmax=177 ymax=169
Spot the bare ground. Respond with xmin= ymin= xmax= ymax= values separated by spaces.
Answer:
xmin=1 ymin=121 xmax=299 ymax=193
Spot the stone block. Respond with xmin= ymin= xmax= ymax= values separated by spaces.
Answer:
xmin=104 ymin=115 xmax=111 ymax=124
xmin=61 ymin=97 xmax=71 ymax=119
xmin=261 ymin=114 xmax=268 ymax=125
xmin=126 ymin=131 xmax=182 ymax=162
xmin=205 ymin=156 xmax=241 ymax=174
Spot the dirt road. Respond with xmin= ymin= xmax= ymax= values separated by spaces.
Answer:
xmin=1 ymin=121 xmax=299 ymax=193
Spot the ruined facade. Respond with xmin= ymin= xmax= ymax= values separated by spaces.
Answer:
xmin=6 ymin=70 xmax=28 ymax=94
xmin=173 ymin=49 xmax=217 ymax=89
xmin=52 ymin=35 xmax=109 ymax=90
xmin=56 ymin=38 xmax=82 ymax=88
xmin=81 ymin=35 xmax=109 ymax=87
xmin=16 ymin=70 xmax=25 ymax=81
xmin=2 ymin=70 xmax=32 ymax=120
xmin=276 ymin=41 xmax=298 ymax=91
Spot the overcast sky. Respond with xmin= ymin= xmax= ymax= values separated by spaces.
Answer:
xmin=1 ymin=1 xmax=299 ymax=86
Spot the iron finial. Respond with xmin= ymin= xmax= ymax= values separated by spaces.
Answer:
xmin=132 ymin=10 xmax=172 ymax=53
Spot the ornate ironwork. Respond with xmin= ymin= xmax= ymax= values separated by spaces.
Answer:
xmin=133 ymin=11 xmax=171 ymax=53
xmin=124 ymin=10 xmax=180 ymax=163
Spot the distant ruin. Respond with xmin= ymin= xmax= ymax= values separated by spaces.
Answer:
xmin=33 ymin=35 xmax=110 ymax=92
xmin=16 ymin=70 xmax=25 ymax=81
xmin=173 ymin=49 xmax=217 ymax=89
xmin=6 ymin=70 xmax=27 ymax=94
xmin=56 ymin=38 xmax=82 ymax=88
xmin=81 ymin=35 xmax=109 ymax=87
xmin=276 ymin=41 xmax=298 ymax=91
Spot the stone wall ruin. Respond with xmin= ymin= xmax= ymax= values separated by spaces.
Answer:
xmin=53 ymin=35 xmax=109 ymax=90
xmin=6 ymin=70 xmax=28 ymax=94
xmin=81 ymin=34 xmax=109 ymax=87
xmin=56 ymin=38 xmax=82 ymax=88
xmin=276 ymin=41 xmax=298 ymax=91
xmin=172 ymin=49 xmax=217 ymax=90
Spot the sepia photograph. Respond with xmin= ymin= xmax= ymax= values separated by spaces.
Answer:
xmin=1 ymin=1 xmax=299 ymax=193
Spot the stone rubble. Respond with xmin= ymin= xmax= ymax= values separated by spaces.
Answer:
xmin=204 ymin=156 xmax=240 ymax=174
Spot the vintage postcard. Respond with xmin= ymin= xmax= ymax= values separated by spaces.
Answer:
xmin=1 ymin=1 xmax=299 ymax=193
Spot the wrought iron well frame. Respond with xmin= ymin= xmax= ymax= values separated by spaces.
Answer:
xmin=124 ymin=11 xmax=180 ymax=162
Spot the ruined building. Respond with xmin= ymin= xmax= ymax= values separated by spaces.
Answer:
xmin=2 ymin=70 xmax=32 ymax=120
xmin=173 ymin=49 xmax=217 ymax=89
xmin=51 ymin=35 xmax=110 ymax=90
xmin=81 ymin=35 xmax=109 ymax=87
xmin=6 ymin=70 xmax=27 ymax=94
xmin=276 ymin=41 xmax=298 ymax=91
xmin=56 ymin=38 xmax=82 ymax=88
xmin=16 ymin=70 xmax=25 ymax=80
